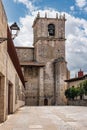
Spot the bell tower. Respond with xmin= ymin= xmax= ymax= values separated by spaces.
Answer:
xmin=32 ymin=13 xmax=69 ymax=105
xmin=32 ymin=12 xmax=66 ymax=63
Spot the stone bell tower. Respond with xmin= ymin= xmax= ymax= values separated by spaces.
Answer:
xmin=33 ymin=12 xmax=66 ymax=62
xmin=32 ymin=12 xmax=69 ymax=105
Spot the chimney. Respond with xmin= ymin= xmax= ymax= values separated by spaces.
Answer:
xmin=78 ymin=69 xmax=84 ymax=78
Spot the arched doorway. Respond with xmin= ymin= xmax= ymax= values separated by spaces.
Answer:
xmin=44 ymin=98 xmax=48 ymax=106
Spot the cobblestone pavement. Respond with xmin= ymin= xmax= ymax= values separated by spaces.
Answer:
xmin=0 ymin=106 xmax=87 ymax=130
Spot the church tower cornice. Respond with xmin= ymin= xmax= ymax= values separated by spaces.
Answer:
xmin=32 ymin=12 xmax=66 ymax=28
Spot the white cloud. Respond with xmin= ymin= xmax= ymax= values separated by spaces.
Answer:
xmin=13 ymin=1 xmax=87 ymax=78
xmin=14 ymin=15 xmax=34 ymax=46
xmin=66 ymin=14 xmax=87 ymax=77
xmin=70 ymin=6 xmax=74 ymax=11
xmin=75 ymin=0 xmax=87 ymax=12
xmin=13 ymin=0 xmax=37 ymax=12
xmin=84 ymin=7 xmax=87 ymax=12
xmin=75 ymin=0 xmax=87 ymax=8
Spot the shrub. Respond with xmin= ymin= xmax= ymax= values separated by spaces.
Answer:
xmin=83 ymin=80 xmax=87 ymax=95
xmin=65 ymin=86 xmax=78 ymax=100
xmin=65 ymin=80 xmax=87 ymax=100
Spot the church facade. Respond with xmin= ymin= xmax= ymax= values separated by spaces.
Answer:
xmin=16 ymin=13 xmax=70 ymax=106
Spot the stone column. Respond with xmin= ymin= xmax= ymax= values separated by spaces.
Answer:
xmin=54 ymin=57 xmax=67 ymax=105
xmin=39 ymin=67 xmax=44 ymax=105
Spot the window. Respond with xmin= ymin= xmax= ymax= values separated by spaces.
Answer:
xmin=48 ymin=24 xmax=55 ymax=36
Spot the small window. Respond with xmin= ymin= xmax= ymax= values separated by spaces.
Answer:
xmin=48 ymin=24 xmax=55 ymax=36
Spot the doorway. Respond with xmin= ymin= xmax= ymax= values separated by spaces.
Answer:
xmin=8 ymin=82 xmax=13 ymax=114
xmin=44 ymin=98 xmax=48 ymax=106
xmin=0 ymin=74 xmax=5 ymax=122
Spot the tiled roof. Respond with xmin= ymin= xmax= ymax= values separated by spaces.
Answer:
xmin=65 ymin=75 xmax=87 ymax=82
xmin=20 ymin=61 xmax=45 ymax=67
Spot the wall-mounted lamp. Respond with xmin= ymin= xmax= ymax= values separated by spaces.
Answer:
xmin=0 ymin=22 xmax=20 ymax=44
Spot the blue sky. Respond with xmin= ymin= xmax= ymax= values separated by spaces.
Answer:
xmin=2 ymin=0 xmax=87 ymax=77
xmin=3 ymin=0 xmax=87 ymax=22
xmin=3 ymin=0 xmax=27 ymax=22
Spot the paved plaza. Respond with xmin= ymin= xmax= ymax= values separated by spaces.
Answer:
xmin=0 ymin=106 xmax=87 ymax=130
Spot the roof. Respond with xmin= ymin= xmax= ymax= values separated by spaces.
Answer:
xmin=20 ymin=61 xmax=45 ymax=67
xmin=65 ymin=74 xmax=87 ymax=82
xmin=16 ymin=46 xmax=34 ymax=49
xmin=7 ymin=27 xmax=25 ymax=87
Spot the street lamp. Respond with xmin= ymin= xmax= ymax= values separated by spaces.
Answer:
xmin=0 ymin=22 xmax=20 ymax=44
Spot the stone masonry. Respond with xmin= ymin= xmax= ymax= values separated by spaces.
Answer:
xmin=16 ymin=13 xmax=70 ymax=106
xmin=0 ymin=0 xmax=25 ymax=123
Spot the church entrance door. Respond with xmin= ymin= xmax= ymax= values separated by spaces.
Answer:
xmin=44 ymin=98 xmax=48 ymax=105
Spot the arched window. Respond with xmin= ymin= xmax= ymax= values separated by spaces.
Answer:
xmin=48 ymin=24 xmax=55 ymax=36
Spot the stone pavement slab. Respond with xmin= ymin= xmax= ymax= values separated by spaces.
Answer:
xmin=0 ymin=106 xmax=87 ymax=130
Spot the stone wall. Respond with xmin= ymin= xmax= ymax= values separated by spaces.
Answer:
xmin=33 ymin=16 xmax=65 ymax=63
xmin=68 ymin=100 xmax=87 ymax=106
xmin=33 ymin=15 xmax=68 ymax=105
xmin=39 ymin=67 xmax=44 ymax=105
xmin=54 ymin=58 xmax=68 ymax=105
xmin=0 ymin=0 xmax=25 ymax=123
xmin=33 ymin=16 xmax=65 ymax=44
xmin=16 ymin=47 xmax=34 ymax=62
xmin=24 ymin=66 xmax=39 ymax=106
xmin=34 ymin=40 xmax=65 ymax=63
xmin=7 ymin=54 xmax=25 ymax=113
xmin=0 ymin=0 xmax=7 ymax=122
xmin=44 ymin=61 xmax=55 ymax=105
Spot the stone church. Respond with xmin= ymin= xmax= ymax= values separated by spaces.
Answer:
xmin=16 ymin=13 xmax=70 ymax=106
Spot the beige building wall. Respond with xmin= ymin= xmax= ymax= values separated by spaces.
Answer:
xmin=67 ymin=80 xmax=84 ymax=88
xmin=0 ymin=0 xmax=7 ymax=122
xmin=0 ymin=0 xmax=25 ymax=123
xmin=7 ymin=54 xmax=25 ymax=114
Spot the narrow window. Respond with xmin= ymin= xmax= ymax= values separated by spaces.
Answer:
xmin=48 ymin=24 xmax=55 ymax=36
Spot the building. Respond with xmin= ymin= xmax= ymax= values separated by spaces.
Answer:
xmin=0 ymin=1 xmax=25 ymax=123
xmin=65 ymin=69 xmax=86 ymax=89
xmin=65 ymin=69 xmax=87 ymax=105
xmin=16 ymin=13 xmax=70 ymax=106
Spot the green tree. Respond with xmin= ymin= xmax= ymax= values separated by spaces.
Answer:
xmin=70 ymin=86 xmax=78 ymax=100
xmin=83 ymin=80 xmax=87 ymax=95
xmin=78 ymin=83 xmax=85 ymax=100
xmin=65 ymin=86 xmax=78 ymax=100
xmin=65 ymin=88 xmax=71 ymax=100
